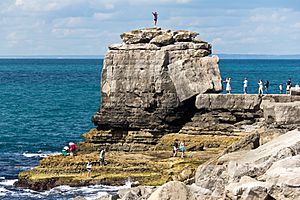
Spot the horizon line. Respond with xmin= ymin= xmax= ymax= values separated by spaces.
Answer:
xmin=0 ymin=54 xmax=300 ymax=59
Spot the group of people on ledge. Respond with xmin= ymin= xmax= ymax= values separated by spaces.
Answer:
xmin=86 ymin=149 xmax=106 ymax=177
xmin=61 ymin=143 xmax=106 ymax=177
xmin=61 ymin=142 xmax=77 ymax=156
xmin=172 ymin=140 xmax=185 ymax=158
xmin=224 ymin=77 xmax=298 ymax=95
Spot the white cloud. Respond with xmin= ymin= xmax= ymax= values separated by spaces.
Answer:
xmin=1 ymin=1 xmax=300 ymax=55
xmin=292 ymin=22 xmax=300 ymax=28
xmin=93 ymin=12 xmax=115 ymax=20
xmin=14 ymin=0 xmax=74 ymax=12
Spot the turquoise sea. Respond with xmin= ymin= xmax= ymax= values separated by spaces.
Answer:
xmin=0 ymin=58 xmax=300 ymax=199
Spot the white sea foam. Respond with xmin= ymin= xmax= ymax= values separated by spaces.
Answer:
xmin=0 ymin=187 xmax=9 ymax=196
xmin=0 ymin=179 xmax=17 ymax=186
xmin=0 ymin=177 xmax=5 ymax=180
xmin=22 ymin=152 xmax=60 ymax=158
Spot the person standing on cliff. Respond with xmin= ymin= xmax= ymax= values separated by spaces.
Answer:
xmin=279 ymin=83 xmax=283 ymax=94
xmin=286 ymin=78 xmax=292 ymax=94
xmin=172 ymin=140 xmax=179 ymax=157
xmin=264 ymin=80 xmax=269 ymax=94
xmin=179 ymin=142 xmax=185 ymax=158
xmin=100 ymin=149 xmax=105 ymax=165
xmin=258 ymin=80 xmax=264 ymax=95
xmin=243 ymin=78 xmax=248 ymax=94
xmin=152 ymin=11 xmax=158 ymax=27
xmin=224 ymin=77 xmax=231 ymax=94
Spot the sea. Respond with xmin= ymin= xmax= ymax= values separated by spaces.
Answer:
xmin=0 ymin=58 xmax=299 ymax=199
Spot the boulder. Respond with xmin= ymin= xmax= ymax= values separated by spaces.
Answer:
xmin=147 ymin=181 xmax=196 ymax=200
xmin=225 ymin=176 xmax=270 ymax=200
xmin=120 ymin=28 xmax=164 ymax=44
xmin=118 ymin=186 xmax=156 ymax=200
xmin=174 ymin=30 xmax=199 ymax=42
xmin=168 ymin=56 xmax=222 ymax=102
xmin=150 ymin=33 xmax=174 ymax=46
xmin=194 ymin=129 xmax=300 ymax=199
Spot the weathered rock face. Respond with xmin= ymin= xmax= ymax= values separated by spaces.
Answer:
xmin=192 ymin=129 xmax=300 ymax=199
xmin=92 ymin=28 xmax=222 ymax=132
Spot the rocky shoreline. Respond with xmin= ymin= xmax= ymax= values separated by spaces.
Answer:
xmin=16 ymin=28 xmax=300 ymax=200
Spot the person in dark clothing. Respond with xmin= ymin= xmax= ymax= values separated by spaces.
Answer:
xmin=264 ymin=80 xmax=269 ymax=94
xmin=286 ymin=79 xmax=292 ymax=94
xmin=152 ymin=11 xmax=158 ymax=27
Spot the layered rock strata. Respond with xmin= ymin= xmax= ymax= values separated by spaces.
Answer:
xmin=92 ymin=28 xmax=222 ymax=133
xmin=119 ymin=129 xmax=300 ymax=200
xmin=84 ymin=94 xmax=300 ymax=152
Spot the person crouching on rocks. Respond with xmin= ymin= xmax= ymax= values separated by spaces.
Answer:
xmin=69 ymin=142 xmax=76 ymax=156
xmin=61 ymin=146 xmax=69 ymax=156
xmin=179 ymin=142 xmax=185 ymax=158
xmin=100 ymin=149 xmax=105 ymax=165
xmin=86 ymin=161 xmax=92 ymax=177
xmin=172 ymin=140 xmax=179 ymax=157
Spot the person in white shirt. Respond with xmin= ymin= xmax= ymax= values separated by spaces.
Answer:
xmin=86 ymin=161 xmax=92 ymax=177
xmin=243 ymin=78 xmax=248 ymax=94
xmin=258 ymin=80 xmax=263 ymax=95
xmin=224 ymin=77 xmax=231 ymax=94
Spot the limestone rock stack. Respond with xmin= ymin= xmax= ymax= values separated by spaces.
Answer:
xmin=92 ymin=28 xmax=222 ymax=133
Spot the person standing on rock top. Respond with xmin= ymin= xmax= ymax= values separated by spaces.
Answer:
xmin=258 ymin=80 xmax=264 ymax=95
xmin=243 ymin=78 xmax=248 ymax=94
xmin=224 ymin=77 xmax=231 ymax=94
xmin=152 ymin=11 xmax=158 ymax=27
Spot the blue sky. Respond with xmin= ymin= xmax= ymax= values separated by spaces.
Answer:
xmin=0 ymin=0 xmax=300 ymax=56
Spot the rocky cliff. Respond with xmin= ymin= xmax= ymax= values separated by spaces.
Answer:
xmin=92 ymin=28 xmax=222 ymax=133
xmin=16 ymin=28 xmax=300 ymax=198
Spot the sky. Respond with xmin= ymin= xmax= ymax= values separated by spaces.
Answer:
xmin=0 ymin=0 xmax=300 ymax=56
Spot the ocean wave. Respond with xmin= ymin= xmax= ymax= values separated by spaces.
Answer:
xmin=0 ymin=179 xmax=129 ymax=199
xmin=0 ymin=187 xmax=10 ymax=196
xmin=22 ymin=152 xmax=60 ymax=158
